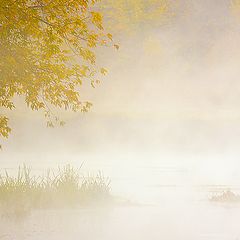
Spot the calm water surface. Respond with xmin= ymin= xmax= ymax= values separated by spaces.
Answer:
xmin=1 ymin=154 xmax=240 ymax=239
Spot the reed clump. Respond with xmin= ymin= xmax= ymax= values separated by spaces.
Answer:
xmin=0 ymin=165 xmax=111 ymax=218
xmin=209 ymin=189 xmax=240 ymax=203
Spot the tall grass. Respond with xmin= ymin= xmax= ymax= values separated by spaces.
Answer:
xmin=0 ymin=165 xmax=111 ymax=218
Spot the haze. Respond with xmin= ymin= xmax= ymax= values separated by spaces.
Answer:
xmin=1 ymin=0 xmax=240 ymax=196
xmin=1 ymin=1 xmax=240 ymax=239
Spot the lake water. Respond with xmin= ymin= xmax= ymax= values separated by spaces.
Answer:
xmin=1 ymin=153 xmax=240 ymax=239
xmin=1 ymin=183 xmax=240 ymax=239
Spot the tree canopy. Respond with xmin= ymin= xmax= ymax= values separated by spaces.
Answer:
xmin=101 ymin=0 xmax=174 ymax=34
xmin=0 ymin=0 xmax=172 ymax=146
xmin=0 ymin=0 xmax=117 ymax=143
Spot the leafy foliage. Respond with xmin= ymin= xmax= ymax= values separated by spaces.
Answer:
xmin=0 ymin=116 xmax=11 ymax=139
xmin=231 ymin=0 xmax=240 ymax=15
xmin=0 ymin=0 xmax=115 ymax=143
xmin=101 ymin=0 xmax=173 ymax=34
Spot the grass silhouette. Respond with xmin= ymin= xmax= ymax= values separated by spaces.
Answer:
xmin=0 ymin=164 xmax=111 ymax=218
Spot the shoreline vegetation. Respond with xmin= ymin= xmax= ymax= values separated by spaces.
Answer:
xmin=210 ymin=189 xmax=240 ymax=203
xmin=0 ymin=165 xmax=112 ymax=218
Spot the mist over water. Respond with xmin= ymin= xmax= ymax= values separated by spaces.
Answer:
xmin=2 ymin=0 xmax=240 ymax=239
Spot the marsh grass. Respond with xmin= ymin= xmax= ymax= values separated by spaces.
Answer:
xmin=0 ymin=165 xmax=111 ymax=218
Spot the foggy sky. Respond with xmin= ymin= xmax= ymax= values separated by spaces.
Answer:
xmin=2 ymin=0 xmax=240 ymax=186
